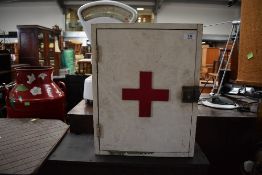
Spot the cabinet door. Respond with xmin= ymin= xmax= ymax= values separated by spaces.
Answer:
xmin=19 ymin=30 xmax=38 ymax=65
xmin=48 ymin=33 xmax=55 ymax=67
xmin=93 ymin=24 xmax=201 ymax=157
xmin=18 ymin=26 xmax=58 ymax=67
xmin=37 ymin=32 xmax=45 ymax=66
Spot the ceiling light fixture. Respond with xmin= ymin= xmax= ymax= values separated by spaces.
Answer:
xmin=136 ymin=8 xmax=144 ymax=11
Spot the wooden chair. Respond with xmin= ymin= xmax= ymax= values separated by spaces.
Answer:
xmin=77 ymin=59 xmax=92 ymax=74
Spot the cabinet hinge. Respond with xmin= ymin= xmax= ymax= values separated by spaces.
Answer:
xmin=96 ymin=123 xmax=101 ymax=138
xmin=96 ymin=45 xmax=101 ymax=63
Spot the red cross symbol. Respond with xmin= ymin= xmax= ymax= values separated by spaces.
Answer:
xmin=122 ymin=71 xmax=169 ymax=117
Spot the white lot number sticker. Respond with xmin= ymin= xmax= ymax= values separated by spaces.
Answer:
xmin=184 ymin=32 xmax=196 ymax=40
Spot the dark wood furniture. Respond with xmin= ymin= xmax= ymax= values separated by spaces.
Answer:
xmin=197 ymin=96 xmax=259 ymax=175
xmin=0 ymin=50 xmax=11 ymax=84
xmin=38 ymin=98 xmax=209 ymax=175
xmin=53 ymin=74 xmax=89 ymax=113
xmin=65 ymin=94 xmax=259 ymax=175
xmin=39 ymin=133 xmax=209 ymax=175
xmin=0 ymin=118 xmax=69 ymax=175
xmin=67 ymin=100 xmax=93 ymax=134
xmin=201 ymin=47 xmax=220 ymax=80
xmin=65 ymin=74 xmax=89 ymax=112
xmin=17 ymin=25 xmax=61 ymax=75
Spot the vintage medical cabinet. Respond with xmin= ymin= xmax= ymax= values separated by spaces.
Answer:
xmin=92 ymin=23 xmax=202 ymax=157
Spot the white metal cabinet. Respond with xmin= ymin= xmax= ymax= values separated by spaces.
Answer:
xmin=92 ymin=23 xmax=202 ymax=157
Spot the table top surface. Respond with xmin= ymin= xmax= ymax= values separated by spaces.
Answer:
xmin=0 ymin=118 xmax=69 ymax=175
xmin=67 ymin=100 xmax=93 ymax=116
xmin=48 ymin=133 xmax=209 ymax=166
xmin=69 ymin=97 xmax=257 ymax=118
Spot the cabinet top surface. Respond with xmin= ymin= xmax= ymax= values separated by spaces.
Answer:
xmin=91 ymin=23 xmax=203 ymax=31
xmin=17 ymin=25 xmax=53 ymax=31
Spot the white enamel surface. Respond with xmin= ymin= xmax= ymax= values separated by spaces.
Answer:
xmin=77 ymin=0 xmax=137 ymax=42
xmin=201 ymin=100 xmax=239 ymax=109
xmin=83 ymin=76 xmax=93 ymax=100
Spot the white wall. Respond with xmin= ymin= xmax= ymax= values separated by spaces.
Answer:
xmin=157 ymin=2 xmax=240 ymax=35
xmin=0 ymin=1 xmax=240 ymax=42
xmin=0 ymin=2 xmax=64 ymax=33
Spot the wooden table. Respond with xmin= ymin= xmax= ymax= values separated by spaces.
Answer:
xmin=0 ymin=118 xmax=69 ymax=175
xmin=67 ymin=100 xmax=93 ymax=134
xmin=36 ymin=99 xmax=209 ymax=175
xmin=39 ymin=133 xmax=209 ymax=175
xmin=197 ymin=95 xmax=259 ymax=175
xmin=57 ymin=95 xmax=259 ymax=175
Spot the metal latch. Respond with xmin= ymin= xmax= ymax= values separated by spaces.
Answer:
xmin=96 ymin=123 xmax=101 ymax=138
xmin=182 ymin=86 xmax=200 ymax=103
